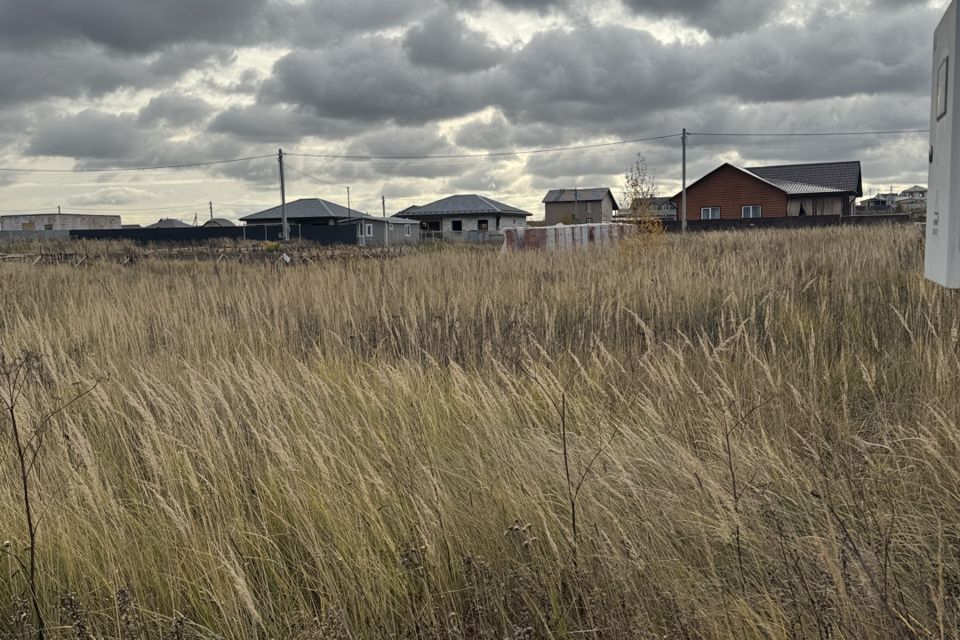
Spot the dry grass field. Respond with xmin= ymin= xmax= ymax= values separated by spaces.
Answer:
xmin=1 ymin=224 xmax=959 ymax=639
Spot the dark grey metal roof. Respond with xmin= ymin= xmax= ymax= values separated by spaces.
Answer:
xmin=240 ymin=198 xmax=355 ymax=222
xmin=146 ymin=218 xmax=192 ymax=228
xmin=543 ymin=188 xmax=620 ymax=209
xmin=745 ymin=162 xmax=863 ymax=197
xmin=202 ymin=218 xmax=236 ymax=227
xmin=401 ymin=194 xmax=531 ymax=218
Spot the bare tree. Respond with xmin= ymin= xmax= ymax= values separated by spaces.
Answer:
xmin=1 ymin=352 xmax=99 ymax=640
xmin=622 ymin=153 xmax=663 ymax=232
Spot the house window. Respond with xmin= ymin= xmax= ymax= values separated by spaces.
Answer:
xmin=43 ymin=224 xmax=54 ymax=230
xmin=938 ymin=57 xmax=949 ymax=121
xmin=586 ymin=217 xmax=593 ymax=223
xmin=477 ymin=219 xmax=489 ymax=231
xmin=451 ymin=220 xmax=463 ymax=232
xmin=741 ymin=205 xmax=762 ymax=219
xmin=365 ymin=223 xmax=374 ymax=237
xmin=701 ymin=207 xmax=721 ymax=220
xmin=586 ymin=202 xmax=592 ymax=214
xmin=404 ymin=225 xmax=411 ymax=237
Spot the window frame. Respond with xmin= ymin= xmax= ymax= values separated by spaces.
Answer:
xmin=741 ymin=205 xmax=762 ymax=219
xmin=404 ymin=225 xmax=411 ymax=237
xmin=365 ymin=223 xmax=374 ymax=237
xmin=477 ymin=219 xmax=489 ymax=231
xmin=700 ymin=206 xmax=721 ymax=220
xmin=938 ymin=57 xmax=949 ymax=121
xmin=451 ymin=220 xmax=463 ymax=232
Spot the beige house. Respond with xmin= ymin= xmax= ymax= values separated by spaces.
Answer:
xmin=543 ymin=188 xmax=619 ymax=225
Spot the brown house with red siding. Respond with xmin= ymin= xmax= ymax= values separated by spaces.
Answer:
xmin=674 ymin=161 xmax=863 ymax=222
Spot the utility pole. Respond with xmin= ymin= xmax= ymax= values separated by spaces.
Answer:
xmin=209 ymin=201 xmax=213 ymax=221
xmin=382 ymin=195 xmax=389 ymax=248
xmin=347 ymin=186 xmax=352 ymax=217
xmin=278 ymin=148 xmax=288 ymax=241
xmin=57 ymin=205 xmax=61 ymax=215
xmin=681 ymin=128 xmax=688 ymax=233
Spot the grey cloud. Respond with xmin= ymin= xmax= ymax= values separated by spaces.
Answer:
xmin=622 ymin=0 xmax=784 ymax=36
xmin=208 ymin=104 xmax=364 ymax=144
xmin=66 ymin=186 xmax=154 ymax=206
xmin=27 ymin=110 xmax=154 ymax=159
xmin=276 ymin=0 xmax=433 ymax=44
xmin=139 ymin=93 xmax=213 ymax=127
xmin=403 ymin=9 xmax=507 ymax=73
xmin=261 ymin=36 xmax=492 ymax=124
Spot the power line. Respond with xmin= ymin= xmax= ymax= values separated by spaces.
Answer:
xmin=287 ymin=134 xmax=682 ymax=161
xmin=690 ymin=129 xmax=929 ymax=137
xmin=66 ymin=203 xmax=208 ymax=212
xmin=0 ymin=154 xmax=275 ymax=174
xmin=284 ymin=164 xmax=341 ymax=186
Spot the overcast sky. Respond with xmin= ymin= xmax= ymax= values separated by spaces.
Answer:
xmin=0 ymin=0 xmax=946 ymax=224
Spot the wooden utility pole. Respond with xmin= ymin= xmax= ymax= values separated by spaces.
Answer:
xmin=278 ymin=148 xmax=288 ymax=241
xmin=209 ymin=201 xmax=213 ymax=221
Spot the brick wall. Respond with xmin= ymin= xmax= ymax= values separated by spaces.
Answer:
xmin=674 ymin=164 xmax=788 ymax=220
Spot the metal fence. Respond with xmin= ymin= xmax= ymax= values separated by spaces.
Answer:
xmin=69 ymin=224 xmax=358 ymax=246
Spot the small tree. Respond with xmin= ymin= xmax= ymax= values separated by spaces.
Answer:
xmin=622 ymin=153 xmax=663 ymax=235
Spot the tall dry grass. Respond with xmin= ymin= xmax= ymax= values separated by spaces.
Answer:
xmin=1 ymin=224 xmax=959 ymax=639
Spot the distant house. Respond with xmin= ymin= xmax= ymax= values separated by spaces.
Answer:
xmin=899 ymin=185 xmax=927 ymax=201
xmin=400 ymin=194 xmax=531 ymax=241
xmin=896 ymin=185 xmax=927 ymax=214
xmin=615 ymin=197 xmax=677 ymax=221
xmin=859 ymin=193 xmax=898 ymax=212
xmin=240 ymin=198 xmax=356 ymax=227
xmin=147 ymin=218 xmax=192 ymax=229
xmin=339 ymin=214 xmax=420 ymax=247
xmin=675 ymin=161 xmax=863 ymax=220
xmin=0 ymin=213 xmax=121 ymax=231
xmin=202 ymin=218 xmax=236 ymax=228
xmin=542 ymin=188 xmax=619 ymax=225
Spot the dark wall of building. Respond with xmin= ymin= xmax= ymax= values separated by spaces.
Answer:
xmin=661 ymin=213 xmax=912 ymax=233
xmin=70 ymin=224 xmax=358 ymax=245
xmin=676 ymin=165 xmax=789 ymax=220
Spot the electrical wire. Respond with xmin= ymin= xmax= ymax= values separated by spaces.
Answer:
xmin=690 ymin=129 xmax=929 ymax=137
xmin=0 ymin=154 xmax=275 ymax=174
xmin=284 ymin=164 xmax=341 ymax=186
xmin=286 ymin=134 xmax=682 ymax=161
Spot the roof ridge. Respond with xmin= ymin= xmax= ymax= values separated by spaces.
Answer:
xmin=474 ymin=194 xmax=502 ymax=213
xmin=746 ymin=160 xmax=860 ymax=170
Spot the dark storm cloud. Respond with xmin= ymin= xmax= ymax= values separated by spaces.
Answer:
xmin=403 ymin=9 xmax=507 ymax=73
xmin=208 ymin=104 xmax=365 ymax=143
xmin=260 ymin=36 xmax=492 ymax=125
xmin=0 ymin=0 xmax=267 ymax=52
xmin=0 ymin=44 xmax=234 ymax=108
